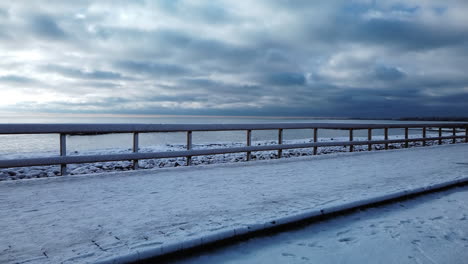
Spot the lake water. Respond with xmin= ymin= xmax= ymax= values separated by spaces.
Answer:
xmin=0 ymin=115 xmax=448 ymax=155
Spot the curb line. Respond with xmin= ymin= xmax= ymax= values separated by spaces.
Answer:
xmin=95 ymin=176 xmax=468 ymax=264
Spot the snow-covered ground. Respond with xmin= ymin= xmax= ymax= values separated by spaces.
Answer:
xmin=0 ymin=144 xmax=467 ymax=263
xmin=0 ymin=134 xmax=463 ymax=181
xmin=176 ymin=185 xmax=468 ymax=264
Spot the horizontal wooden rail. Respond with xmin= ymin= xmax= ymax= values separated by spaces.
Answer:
xmin=0 ymin=135 xmax=465 ymax=169
xmin=0 ymin=122 xmax=467 ymax=175
xmin=0 ymin=123 xmax=467 ymax=135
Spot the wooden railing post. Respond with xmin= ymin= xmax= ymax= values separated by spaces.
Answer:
xmin=132 ymin=132 xmax=139 ymax=169
xmin=405 ymin=128 xmax=409 ymax=148
xmin=384 ymin=127 xmax=389 ymax=150
xmin=246 ymin=130 xmax=252 ymax=161
xmin=60 ymin=133 xmax=67 ymax=175
xmin=466 ymin=126 xmax=468 ymax=143
xmin=278 ymin=129 xmax=283 ymax=158
xmin=186 ymin=131 xmax=192 ymax=166
xmin=422 ymin=127 xmax=426 ymax=146
xmin=367 ymin=128 xmax=372 ymax=151
xmin=4 ymin=122 xmax=466 ymax=172
xmin=452 ymin=127 xmax=456 ymax=144
xmin=438 ymin=127 xmax=442 ymax=145
xmin=313 ymin=128 xmax=318 ymax=155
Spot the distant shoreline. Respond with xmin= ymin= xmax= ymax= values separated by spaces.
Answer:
xmin=397 ymin=117 xmax=468 ymax=122
xmin=0 ymin=112 xmax=467 ymax=122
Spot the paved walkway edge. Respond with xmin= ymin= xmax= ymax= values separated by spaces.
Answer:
xmin=95 ymin=176 xmax=468 ymax=264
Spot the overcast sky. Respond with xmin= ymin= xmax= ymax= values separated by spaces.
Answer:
xmin=0 ymin=0 xmax=467 ymax=118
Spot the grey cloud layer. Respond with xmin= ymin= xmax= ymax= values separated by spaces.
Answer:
xmin=0 ymin=0 xmax=467 ymax=117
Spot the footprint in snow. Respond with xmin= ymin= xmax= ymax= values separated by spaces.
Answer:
xmin=336 ymin=229 xmax=351 ymax=236
xmin=307 ymin=242 xmax=322 ymax=248
xmin=281 ymin=252 xmax=296 ymax=257
xmin=443 ymin=234 xmax=454 ymax=242
xmin=338 ymin=237 xmax=356 ymax=243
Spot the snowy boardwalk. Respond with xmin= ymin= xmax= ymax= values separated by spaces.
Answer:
xmin=1 ymin=144 xmax=468 ymax=264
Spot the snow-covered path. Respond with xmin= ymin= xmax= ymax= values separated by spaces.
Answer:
xmin=0 ymin=144 xmax=467 ymax=263
xmin=176 ymin=185 xmax=468 ymax=264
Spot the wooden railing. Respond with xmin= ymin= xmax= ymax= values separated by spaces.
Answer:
xmin=0 ymin=123 xmax=467 ymax=175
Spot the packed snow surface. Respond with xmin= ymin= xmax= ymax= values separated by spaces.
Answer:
xmin=0 ymin=144 xmax=467 ymax=263
xmin=176 ymin=185 xmax=468 ymax=264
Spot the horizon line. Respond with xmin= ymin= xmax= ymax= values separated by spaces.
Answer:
xmin=0 ymin=112 xmax=466 ymax=121
xmin=0 ymin=112 xmax=354 ymax=120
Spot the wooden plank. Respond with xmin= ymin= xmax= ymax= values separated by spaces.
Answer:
xmin=278 ymin=129 xmax=283 ymax=158
xmin=60 ymin=134 xmax=67 ymax=176
xmin=453 ymin=128 xmax=456 ymax=144
xmin=466 ymin=127 xmax=468 ymax=143
xmin=405 ymin=128 xmax=409 ymax=148
xmin=385 ymin=128 xmax=389 ymax=150
xmin=1 ymin=136 xmax=465 ymax=169
xmin=186 ymin=131 xmax=192 ymax=166
xmin=1 ymin=123 xmax=466 ymax=171
xmin=246 ymin=130 xmax=252 ymax=161
xmin=368 ymin=128 xmax=372 ymax=151
xmin=132 ymin=132 xmax=139 ymax=169
xmin=422 ymin=127 xmax=426 ymax=146
xmin=1 ymin=122 xmax=467 ymax=134
xmin=313 ymin=128 xmax=318 ymax=155
xmin=439 ymin=127 xmax=442 ymax=145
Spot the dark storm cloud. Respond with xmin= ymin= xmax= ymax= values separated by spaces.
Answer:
xmin=186 ymin=39 xmax=260 ymax=64
xmin=0 ymin=7 xmax=8 ymax=17
xmin=0 ymin=75 xmax=36 ymax=84
xmin=90 ymin=26 xmax=262 ymax=69
xmin=307 ymin=3 xmax=468 ymax=52
xmin=41 ymin=65 xmax=125 ymax=80
xmin=430 ymin=93 xmax=468 ymax=105
xmin=30 ymin=15 xmax=67 ymax=40
xmin=176 ymin=78 xmax=268 ymax=98
xmin=156 ymin=0 xmax=236 ymax=24
xmin=374 ymin=66 xmax=405 ymax=81
xmin=353 ymin=18 xmax=468 ymax=51
xmin=1 ymin=0 xmax=468 ymax=117
xmin=115 ymin=60 xmax=189 ymax=76
xmin=263 ymin=72 xmax=306 ymax=86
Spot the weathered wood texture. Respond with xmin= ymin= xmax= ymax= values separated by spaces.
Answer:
xmin=0 ymin=123 xmax=466 ymax=172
